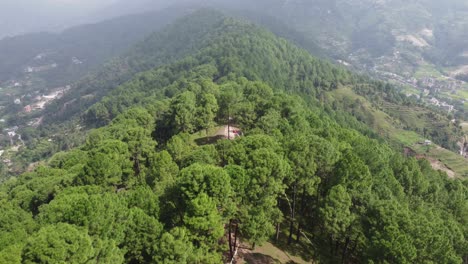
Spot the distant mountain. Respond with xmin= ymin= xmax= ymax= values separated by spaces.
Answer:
xmin=81 ymin=0 xmax=468 ymax=90
xmin=4 ymin=0 xmax=467 ymax=69
xmin=86 ymin=0 xmax=172 ymax=20
xmin=0 ymin=7 xmax=189 ymax=85
xmin=0 ymin=0 xmax=118 ymax=39
xmin=0 ymin=0 xmax=183 ymax=39
xmin=202 ymin=0 xmax=468 ymax=120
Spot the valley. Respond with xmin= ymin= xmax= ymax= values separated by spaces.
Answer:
xmin=362 ymin=50 xmax=468 ymax=119
xmin=0 ymin=43 xmax=85 ymax=176
xmin=0 ymin=7 xmax=189 ymax=176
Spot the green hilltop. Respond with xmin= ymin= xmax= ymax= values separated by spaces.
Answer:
xmin=0 ymin=10 xmax=467 ymax=264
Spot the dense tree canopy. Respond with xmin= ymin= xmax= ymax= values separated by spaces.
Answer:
xmin=0 ymin=10 xmax=466 ymax=264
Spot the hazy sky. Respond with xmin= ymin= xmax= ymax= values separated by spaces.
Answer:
xmin=4 ymin=0 xmax=120 ymax=11
xmin=50 ymin=0 xmax=121 ymax=10
xmin=0 ymin=0 xmax=123 ymax=38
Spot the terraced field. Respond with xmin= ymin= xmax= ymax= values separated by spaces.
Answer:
xmin=329 ymin=87 xmax=423 ymax=146
xmin=380 ymin=101 xmax=453 ymax=131
xmin=414 ymin=63 xmax=444 ymax=80
xmin=329 ymin=87 xmax=468 ymax=178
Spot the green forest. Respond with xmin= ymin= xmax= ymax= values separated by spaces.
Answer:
xmin=0 ymin=10 xmax=467 ymax=264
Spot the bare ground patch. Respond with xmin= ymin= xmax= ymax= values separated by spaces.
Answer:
xmin=416 ymin=151 xmax=456 ymax=178
xmin=396 ymin=35 xmax=429 ymax=47
xmin=234 ymin=242 xmax=312 ymax=264
xmin=449 ymin=65 xmax=468 ymax=77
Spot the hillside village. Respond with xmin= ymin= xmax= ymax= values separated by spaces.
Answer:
xmin=0 ymin=53 xmax=75 ymax=173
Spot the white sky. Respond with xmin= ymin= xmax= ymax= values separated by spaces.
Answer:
xmin=0 ymin=0 xmax=122 ymax=37
xmin=43 ymin=0 xmax=119 ymax=9
xmin=1 ymin=0 xmax=120 ymax=13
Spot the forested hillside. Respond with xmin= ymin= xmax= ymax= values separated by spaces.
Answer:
xmin=41 ymin=9 xmax=232 ymax=125
xmin=0 ymin=10 xmax=466 ymax=264
xmin=0 ymin=6 xmax=191 ymax=176
xmin=3 ymin=2 xmax=466 ymax=180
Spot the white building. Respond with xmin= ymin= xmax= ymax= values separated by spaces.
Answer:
xmin=429 ymin=98 xmax=440 ymax=106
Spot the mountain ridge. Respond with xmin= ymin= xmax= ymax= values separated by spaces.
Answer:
xmin=0 ymin=10 xmax=466 ymax=263
xmin=1 ymin=9 xmax=465 ymax=179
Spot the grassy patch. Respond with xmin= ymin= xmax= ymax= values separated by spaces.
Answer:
xmin=414 ymin=63 xmax=444 ymax=79
xmin=461 ymin=122 xmax=468 ymax=133
xmin=457 ymin=89 xmax=468 ymax=99
xmin=391 ymin=130 xmax=422 ymax=146
xmin=237 ymin=241 xmax=313 ymax=264
xmin=329 ymin=87 xmax=422 ymax=145
xmin=399 ymin=85 xmax=420 ymax=96
xmin=190 ymin=126 xmax=222 ymax=140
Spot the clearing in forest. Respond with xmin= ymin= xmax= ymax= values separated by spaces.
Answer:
xmin=234 ymin=242 xmax=312 ymax=264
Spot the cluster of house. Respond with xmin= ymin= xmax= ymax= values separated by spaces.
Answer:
xmin=429 ymin=97 xmax=454 ymax=112
xmin=0 ymin=142 xmax=11 ymax=166
xmin=1 ymin=151 xmax=11 ymax=166
xmin=23 ymin=52 xmax=59 ymax=73
xmin=4 ymin=81 xmax=23 ymax=88
xmin=373 ymin=69 xmax=461 ymax=114
xmin=403 ymin=91 xmax=455 ymax=113
xmin=374 ymin=70 xmax=421 ymax=91
xmin=24 ymin=63 xmax=58 ymax=73
xmin=2 ymin=158 xmax=11 ymax=166
xmin=337 ymin=59 xmax=350 ymax=66
xmin=4 ymin=126 xmax=18 ymax=136
xmin=23 ymin=86 xmax=70 ymax=113
xmin=24 ymin=54 xmax=84 ymax=73
xmin=419 ymin=139 xmax=432 ymax=146
xmin=0 ymin=127 xmax=19 ymax=161
xmin=3 ymin=126 xmax=19 ymax=143
xmin=418 ymin=77 xmax=462 ymax=91
xmin=72 ymin=57 xmax=83 ymax=65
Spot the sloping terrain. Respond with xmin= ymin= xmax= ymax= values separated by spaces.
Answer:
xmin=1 ymin=5 xmax=465 ymax=181
xmin=0 ymin=11 xmax=466 ymax=264
xmin=328 ymin=87 xmax=468 ymax=177
xmin=0 ymin=6 xmax=189 ymax=129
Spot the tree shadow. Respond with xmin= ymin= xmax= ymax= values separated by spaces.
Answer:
xmin=272 ymin=232 xmax=315 ymax=263
xmin=242 ymin=252 xmax=281 ymax=264
xmin=194 ymin=135 xmax=225 ymax=145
